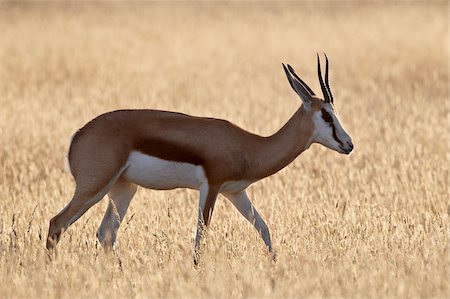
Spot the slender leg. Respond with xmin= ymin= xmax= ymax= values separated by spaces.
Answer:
xmin=193 ymin=183 xmax=220 ymax=264
xmin=223 ymin=190 xmax=273 ymax=253
xmin=97 ymin=179 xmax=137 ymax=248
xmin=46 ymin=168 xmax=126 ymax=250
xmin=47 ymin=186 xmax=111 ymax=250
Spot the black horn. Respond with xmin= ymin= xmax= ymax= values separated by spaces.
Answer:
xmin=317 ymin=53 xmax=332 ymax=103
xmin=324 ymin=53 xmax=334 ymax=103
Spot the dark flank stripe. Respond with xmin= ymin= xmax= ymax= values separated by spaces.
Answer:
xmin=134 ymin=138 xmax=204 ymax=166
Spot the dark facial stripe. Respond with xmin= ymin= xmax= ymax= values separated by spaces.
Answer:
xmin=330 ymin=123 xmax=343 ymax=146
xmin=321 ymin=109 xmax=333 ymax=123
xmin=321 ymin=109 xmax=343 ymax=146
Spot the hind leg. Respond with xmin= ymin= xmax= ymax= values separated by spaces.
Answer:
xmin=46 ymin=167 xmax=127 ymax=250
xmin=97 ymin=179 xmax=137 ymax=248
xmin=47 ymin=189 xmax=109 ymax=250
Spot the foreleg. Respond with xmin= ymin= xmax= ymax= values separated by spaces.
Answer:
xmin=223 ymin=190 xmax=273 ymax=253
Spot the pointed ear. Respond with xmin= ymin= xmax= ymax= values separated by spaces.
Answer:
xmin=282 ymin=63 xmax=312 ymax=110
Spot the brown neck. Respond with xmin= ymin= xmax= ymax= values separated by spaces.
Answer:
xmin=250 ymin=106 xmax=314 ymax=180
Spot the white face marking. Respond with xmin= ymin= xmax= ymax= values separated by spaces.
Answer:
xmin=312 ymin=105 xmax=353 ymax=154
xmin=123 ymin=151 xmax=206 ymax=190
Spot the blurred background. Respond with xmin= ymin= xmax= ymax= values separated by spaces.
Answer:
xmin=0 ymin=2 xmax=448 ymax=298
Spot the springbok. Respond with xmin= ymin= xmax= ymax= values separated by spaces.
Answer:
xmin=47 ymin=54 xmax=353 ymax=262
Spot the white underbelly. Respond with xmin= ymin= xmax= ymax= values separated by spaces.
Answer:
xmin=123 ymin=151 xmax=206 ymax=190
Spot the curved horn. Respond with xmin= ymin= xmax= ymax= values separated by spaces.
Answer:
xmin=317 ymin=53 xmax=332 ymax=103
xmin=286 ymin=64 xmax=315 ymax=96
xmin=324 ymin=53 xmax=334 ymax=103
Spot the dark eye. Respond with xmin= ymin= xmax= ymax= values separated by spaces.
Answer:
xmin=321 ymin=109 xmax=333 ymax=123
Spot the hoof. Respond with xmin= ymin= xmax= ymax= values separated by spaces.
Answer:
xmin=193 ymin=249 xmax=201 ymax=267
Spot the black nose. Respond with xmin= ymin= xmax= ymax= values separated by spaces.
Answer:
xmin=347 ymin=140 xmax=354 ymax=151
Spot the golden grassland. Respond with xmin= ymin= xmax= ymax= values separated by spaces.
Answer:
xmin=0 ymin=2 xmax=448 ymax=298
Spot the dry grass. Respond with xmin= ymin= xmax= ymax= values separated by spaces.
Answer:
xmin=0 ymin=2 xmax=448 ymax=298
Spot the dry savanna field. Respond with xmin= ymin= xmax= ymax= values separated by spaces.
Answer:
xmin=0 ymin=2 xmax=448 ymax=298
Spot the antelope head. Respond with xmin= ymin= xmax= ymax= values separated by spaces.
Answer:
xmin=283 ymin=54 xmax=354 ymax=155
